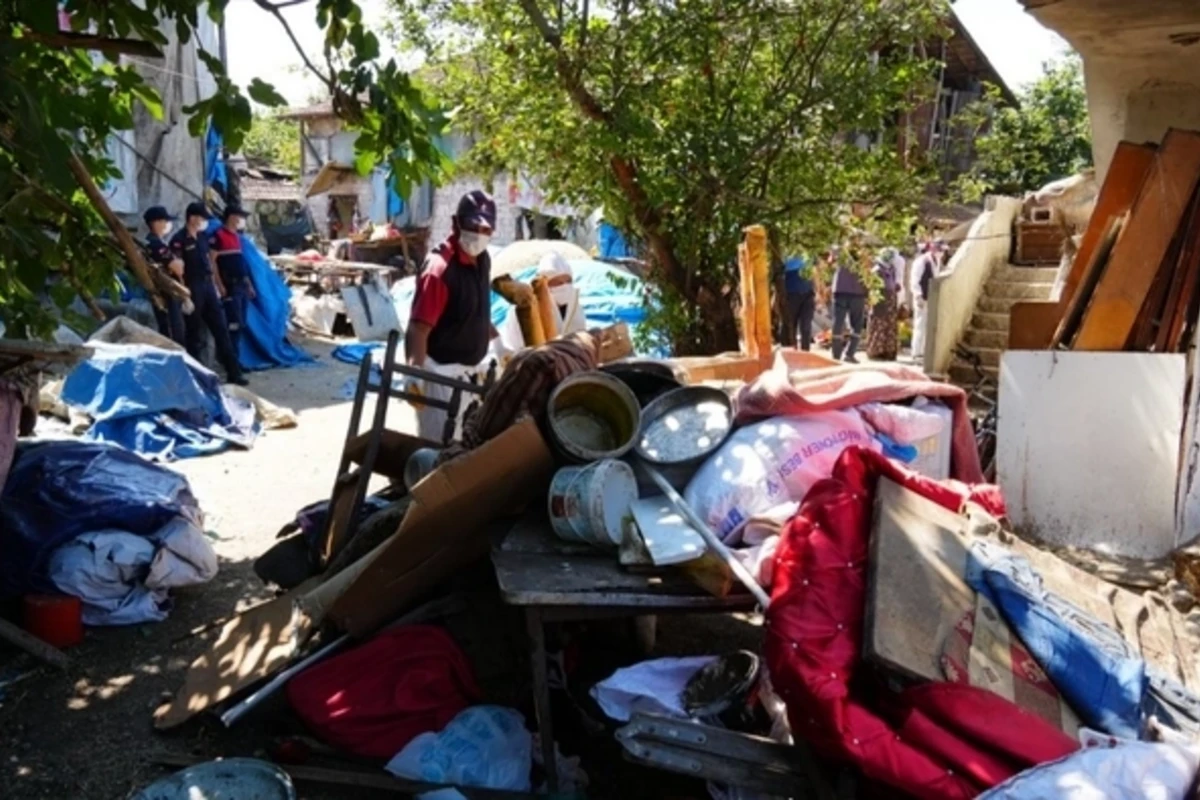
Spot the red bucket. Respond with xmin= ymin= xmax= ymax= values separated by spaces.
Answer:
xmin=22 ymin=594 xmax=84 ymax=649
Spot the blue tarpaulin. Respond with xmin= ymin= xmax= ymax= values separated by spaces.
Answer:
xmin=232 ymin=225 xmax=315 ymax=371
xmin=599 ymin=222 xmax=637 ymax=260
xmin=0 ymin=440 xmax=201 ymax=595
xmin=62 ymin=342 xmax=259 ymax=461
xmin=205 ymin=124 xmax=227 ymax=193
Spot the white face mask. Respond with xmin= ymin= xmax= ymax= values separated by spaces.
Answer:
xmin=550 ymin=283 xmax=575 ymax=308
xmin=160 ymin=222 xmax=173 ymax=237
xmin=235 ymin=219 xmax=247 ymax=232
xmin=459 ymin=230 xmax=491 ymax=257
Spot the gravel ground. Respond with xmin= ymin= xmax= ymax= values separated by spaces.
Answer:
xmin=0 ymin=338 xmax=387 ymax=799
xmin=0 ymin=336 xmax=761 ymax=800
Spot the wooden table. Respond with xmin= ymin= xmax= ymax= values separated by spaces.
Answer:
xmin=491 ymin=516 xmax=757 ymax=791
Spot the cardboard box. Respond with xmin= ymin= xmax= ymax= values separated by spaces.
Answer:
xmin=330 ymin=418 xmax=554 ymax=636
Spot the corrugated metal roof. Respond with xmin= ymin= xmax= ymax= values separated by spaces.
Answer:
xmin=240 ymin=178 xmax=303 ymax=202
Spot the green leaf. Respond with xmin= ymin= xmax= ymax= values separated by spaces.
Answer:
xmin=247 ymin=78 xmax=288 ymax=108
xmin=131 ymin=82 xmax=164 ymax=121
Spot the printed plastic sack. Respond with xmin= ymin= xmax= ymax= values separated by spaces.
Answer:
xmin=385 ymin=706 xmax=532 ymax=800
xmin=858 ymin=401 xmax=946 ymax=445
xmin=684 ymin=410 xmax=879 ymax=540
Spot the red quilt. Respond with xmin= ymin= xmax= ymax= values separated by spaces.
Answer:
xmin=765 ymin=448 xmax=1076 ymax=798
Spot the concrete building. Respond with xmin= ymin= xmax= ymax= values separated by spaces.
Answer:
xmin=1017 ymin=0 xmax=1200 ymax=181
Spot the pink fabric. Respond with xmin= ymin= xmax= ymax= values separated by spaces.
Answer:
xmin=765 ymin=448 xmax=1073 ymax=799
xmin=735 ymin=362 xmax=984 ymax=483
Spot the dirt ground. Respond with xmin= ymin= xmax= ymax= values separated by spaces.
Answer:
xmin=0 ymin=337 xmax=761 ymax=800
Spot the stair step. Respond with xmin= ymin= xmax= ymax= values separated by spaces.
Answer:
xmin=971 ymin=312 xmax=1012 ymax=332
xmin=995 ymin=265 xmax=1059 ymax=283
xmin=963 ymin=328 xmax=1009 ymax=349
xmin=983 ymin=281 xmax=1055 ymax=300
xmin=948 ymin=363 xmax=1000 ymax=392
xmin=979 ymin=296 xmax=1023 ymax=314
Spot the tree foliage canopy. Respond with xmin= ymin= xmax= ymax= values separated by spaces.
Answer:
xmin=396 ymin=0 xmax=946 ymax=352
xmin=955 ymin=56 xmax=1092 ymax=202
xmin=243 ymin=113 xmax=302 ymax=174
xmin=1 ymin=0 xmax=448 ymax=337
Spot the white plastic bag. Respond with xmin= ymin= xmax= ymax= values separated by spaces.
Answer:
xmin=145 ymin=517 xmax=218 ymax=590
xmin=684 ymin=410 xmax=879 ymax=539
xmin=979 ymin=735 xmax=1200 ymax=799
xmin=47 ymin=531 xmax=167 ymax=626
xmin=385 ymin=706 xmax=532 ymax=800
xmin=591 ymin=656 xmax=716 ymax=722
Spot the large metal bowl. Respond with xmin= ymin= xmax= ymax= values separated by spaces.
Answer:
xmin=634 ymin=385 xmax=734 ymax=468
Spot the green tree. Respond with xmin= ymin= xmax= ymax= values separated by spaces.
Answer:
xmin=955 ymin=56 xmax=1092 ymax=202
xmin=243 ymin=113 xmax=302 ymax=173
xmin=396 ymin=0 xmax=944 ymax=353
xmin=1 ymin=0 xmax=449 ymax=337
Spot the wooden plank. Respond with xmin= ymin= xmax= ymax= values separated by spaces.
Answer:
xmin=1074 ymin=129 xmax=1200 ymax=351
xmin=1161 ymin=192 xmax=1200 ymax=351
xmin=1058 ymin=142 xmax=1158 ymax=311
xmin=1129 ymin=234 xmax=1180 ymax=350
xmin=1008 ymin=301 xmax=1063 ymax=349
xmin=864 ymin=478 xmax=974 ymax=683
xmin=1054 ymin=215 xmax=1126 ymax=348
xmin=0 ymin=617 xmax=68 ymax=670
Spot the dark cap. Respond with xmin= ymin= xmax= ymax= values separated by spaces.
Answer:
xmin=222 ymin=205 xmax=249 ymax=221
xmin=142 ymin=206 xmax=176 ymax=225
xmin=455 ymin=190 xmax=496 ymax=230
xmin=185 ymin=201 xmax=211 ymax=220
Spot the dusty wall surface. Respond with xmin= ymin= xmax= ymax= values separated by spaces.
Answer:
xmin=925 ymin=196 xmax=1022 ymax=373
xmin=1020 ymin=0 xmax=1200 ymax=181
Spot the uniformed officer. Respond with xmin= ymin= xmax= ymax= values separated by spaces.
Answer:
xmin=169 ymin=201 xmax=247 ymax=385
xmin=210 ymin=205 xmax=257 ymax=358
xmin=142 ymin=205 xmax=186 ymax=346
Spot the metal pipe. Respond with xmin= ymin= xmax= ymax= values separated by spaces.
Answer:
xmin=641 ymin=464 xmax=772 ymax=609
xmin=219 ymin=635 xmax=348 ymax=728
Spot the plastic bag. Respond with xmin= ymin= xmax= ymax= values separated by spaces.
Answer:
xmin=47 ymin=531 xmax=168 ymax=625
xmin=385 ymin=706 xmax=532 ymax=800
xmin=979 ymin=736 xmax=1200 ymax=799
xmin=591 ymin=656 xmax=717 ymax=722
xmin=684 ymin=410 xmax=879 ymax=540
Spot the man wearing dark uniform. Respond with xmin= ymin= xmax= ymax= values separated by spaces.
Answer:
xmin=169 ymin=202 xmax=247 ymax=386
xmin=210 ymin=205 xmax=256 ymax=358
xmin=142 ymin=205 xmax=186 ymax=346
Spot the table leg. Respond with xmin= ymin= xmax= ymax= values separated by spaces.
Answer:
xmin=526 ymin=608 xmax=559 ymax=792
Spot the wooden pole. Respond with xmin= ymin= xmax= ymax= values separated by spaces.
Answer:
xmin=738 ymin=242 xmax=757 ymax=359
xmin=66 ymin=151 xmax=191 ymax=310
xmin=0 ymin=618 xmax=68 ymax=670
xmin=743 ymin=225 xmax=773 ymax=361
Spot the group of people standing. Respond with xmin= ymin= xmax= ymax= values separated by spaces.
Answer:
xmin=784 ymin=239 xmax=949 ymax=364
xmin=142 ymin=201 xmax=254 ymax=385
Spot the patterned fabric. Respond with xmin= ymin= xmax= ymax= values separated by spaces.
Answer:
xmin=866 ymin=293 xmax=899 ymax=360
xmin=941 ymin=593 xmax=1082 ymax=736
xmin=435 ymin=330 xmax=600 ymax=465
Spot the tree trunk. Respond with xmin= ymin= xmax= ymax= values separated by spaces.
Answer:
xmin=677 ymin=280 xmax=739 ymax=356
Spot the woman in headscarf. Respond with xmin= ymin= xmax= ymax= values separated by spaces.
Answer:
xmin=865 ymin=247 xmax=904 ymax=361
xmin=497 ymin=252 xmax=587 ymax=353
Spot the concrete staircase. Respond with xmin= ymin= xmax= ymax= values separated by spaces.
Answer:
xmin=947 ymin=264 xmax=1058 ymax=398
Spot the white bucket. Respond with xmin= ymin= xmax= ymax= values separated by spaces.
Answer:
xmin=548 ymin=460 xmax=638 ymax=547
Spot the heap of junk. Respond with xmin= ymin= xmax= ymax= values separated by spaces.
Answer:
xmin=9 ymin=129 xmax=1200 ymax=797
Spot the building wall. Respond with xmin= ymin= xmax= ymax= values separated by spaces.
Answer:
xmin=429 ymin=173 xmax=524 ymax=248
xmin=1021 ymin=0 xmax=1200 ymax=182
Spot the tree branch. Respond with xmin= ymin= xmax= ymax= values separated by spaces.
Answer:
xmin=252 ymin=0 xmax=332 ymax=87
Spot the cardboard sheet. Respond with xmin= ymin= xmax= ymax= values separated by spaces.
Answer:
xmin=330 ymin=418 xmax=554 ymax=635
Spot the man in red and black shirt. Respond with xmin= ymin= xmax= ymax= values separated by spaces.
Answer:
xmin=407 ymin=189 xmax=498 ymax=368
xmin=405 ymin=190 xmax=498 ymax=441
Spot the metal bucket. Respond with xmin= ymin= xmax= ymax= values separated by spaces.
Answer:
xmin=132 ymin=758 xmax=295 ymax=800
xmin=548 ymin=460 xmax=637 ymax=546
xmin=548 ymin=372 xmax=642 ymax=462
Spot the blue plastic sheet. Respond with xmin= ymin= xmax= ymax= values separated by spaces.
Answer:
xmin=0 ymin=440 xmax=201 ymax=595
xmin=62 ymin=342 xmax=258 ymax=461
xmin=205 ymin=125 xmax=227 ymax=193
xmin=599 ymin=222 xmax=637 ymax=260
xmin=208 ymin=222 xmax=314 ymax=371
xmin=331 ymin=341 xmax=384 ymax=366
